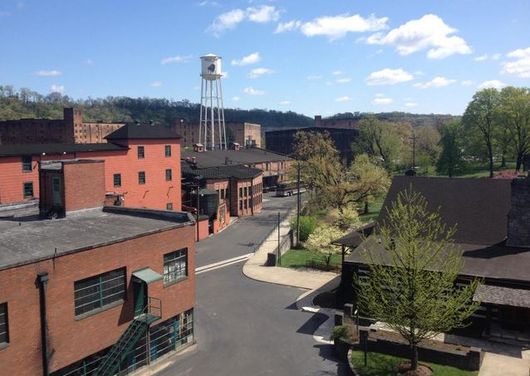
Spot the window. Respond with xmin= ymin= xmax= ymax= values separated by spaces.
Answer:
xmin=0 ymin=303 xmax=8 ymax=345
xmin=239 ymin=200 xmax=243 ymax=210
xmin=165 ymin=169 xmax=172 ymax=181
xmin=22 ymin=155 xmax=32 ymax=172
xmin=138 ymin=171 xmax=146 ymax=184
xmin=239 ymin=187 xmax=243 ymax=197
xmin=137 ymin=146 xmax=145 ymax=159
xmin=23 ymin=182 xmax=34 ymax=198
xmin=244 ymin=187 xmax=247 ymax=196
xmin=165 ymin=145 xmax=171 ymax=157
xmin=244 ymin=200 xmax=247 ymax=209
xmin=74 ymin=268 xmax=126 ymax=316
xmin=166 ymin=203 xmax=173 ymax=210
xmin=163 ymin=249 xmax=188 ymax=285
xmin=113 ymin=173 xmax=121 ymax=187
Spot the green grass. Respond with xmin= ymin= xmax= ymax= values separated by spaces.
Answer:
xmin=350 ymin=351 xmax=478 ymax=376
xmin=280 ymin=248 xmax=341 ymax=269
xmin=359 ymin=200 xmax=384 ymax=224
xmin=437 ymin=161 xmax=517 ymax=179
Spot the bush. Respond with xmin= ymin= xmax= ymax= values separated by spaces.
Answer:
xmin=291 ymin=215 xmax=317 ymax=241
xmin=331 ymin=325 xmax=353 ymax=342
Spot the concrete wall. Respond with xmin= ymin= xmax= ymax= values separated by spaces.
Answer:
xmin=0 ymin=224 xmax=196 ymax=376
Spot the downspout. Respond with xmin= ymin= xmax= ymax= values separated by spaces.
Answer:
xmin=37 ymin=272 xmax=50 ymax=376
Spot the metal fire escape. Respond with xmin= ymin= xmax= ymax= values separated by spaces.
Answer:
xmin=95 ymin=297 xmax=162 ymax=376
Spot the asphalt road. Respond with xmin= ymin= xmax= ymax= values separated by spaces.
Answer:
xmin=159 ymin=193 xmax=348 ymax=376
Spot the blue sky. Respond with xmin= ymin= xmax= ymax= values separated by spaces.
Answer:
xmin=0 ymin=0 xmax=529 ymax=116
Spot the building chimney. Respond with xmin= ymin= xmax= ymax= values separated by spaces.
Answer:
xmin=506 ymin=176 xmax=530 ymax=248
xmin=314 ymin=115 xmax=322 ymax=127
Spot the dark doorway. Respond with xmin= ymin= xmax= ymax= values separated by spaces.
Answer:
xmin=132 ymin=278 xmax=148 ymax=317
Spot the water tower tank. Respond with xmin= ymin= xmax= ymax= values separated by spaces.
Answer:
xmin=201 ymin=54 xmax=222 ymax=80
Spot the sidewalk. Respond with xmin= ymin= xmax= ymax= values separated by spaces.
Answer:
xmin=242 ymin=205 xmax=337 ymax=291
xmin=479 ymin=352 xmax=530 ymax=376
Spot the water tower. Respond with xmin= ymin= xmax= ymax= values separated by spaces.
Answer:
xmin=199 ymin=53 xmax=226 ymax=150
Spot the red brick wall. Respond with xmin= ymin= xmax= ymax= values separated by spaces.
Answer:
xmin=196 ymin=218 xmax=209 ymax=241
xmin=0 ymin=139 xmax=182 ymax=211
xmin=205 ymin=179 xmax=231 ymax=232
xmin=0 ymin=224 xmax=196 ymax=376
xmin=63 ymin=161 xmax=105 ymax=211
xmin=229 ymin=174 xmax=263 ymax=217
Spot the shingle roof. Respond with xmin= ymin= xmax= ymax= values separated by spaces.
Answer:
xmin=181 ymin=147 xmax=291 ymax=168
xmin=105 ymin=122 xmax=180 ymax=140
xmin=182 ymin=163 xmax=262 ymax=180
xmin=378 ymin=176 xmax=512 ymax=245
xmin=0 ymin=143 xmax=127 ymax=157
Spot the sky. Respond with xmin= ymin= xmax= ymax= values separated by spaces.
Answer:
xmin=0 ymin=0 xmax=529 ymax=117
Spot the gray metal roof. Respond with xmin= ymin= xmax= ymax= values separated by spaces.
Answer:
xmin=474 ymin=285 xmax=530 ymax=308
xmin=0 ymin=207 xmax=194 ymax=271
xmin=181 ymin=147 xmax=291 ymax=168
xmin=0 ymin=143 xmax=127 ymax=157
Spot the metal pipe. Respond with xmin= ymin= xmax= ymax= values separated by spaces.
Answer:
xmin=37 ymin=272 xmax=49 ymax=376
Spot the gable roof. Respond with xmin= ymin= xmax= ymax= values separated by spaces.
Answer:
xmin=181 ymin=147 xmax=291 ymax=168
xmin=379 ymin=176 xmax=512 ymax=245
xmin=182 ymin=163 xmax=262 ymax=180
xmin=105 ymin=122 xmax=180 ymax=140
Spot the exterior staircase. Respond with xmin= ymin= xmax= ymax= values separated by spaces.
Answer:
xmin=95 ymin=297 xmax=161 ymax=376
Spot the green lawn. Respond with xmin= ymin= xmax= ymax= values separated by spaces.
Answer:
xmin=280 ymin=248 xmax=341 ymax=270
xmin=437 ymin=161 xmax=517 ymax=179
xmin=359 ymin=200 xmax=384 ymax=223
xmin=350 ymin=351 xmax=478 ymax=376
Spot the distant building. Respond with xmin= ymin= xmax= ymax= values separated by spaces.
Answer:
xmin=337 ymin=175 xmax=530 ymax=339
xmin=181 ymin=146 xmax=292 ymax=189
xmin=265 ymin=127 xmax=359 ymax=163
xmin=174 ymin=120 xmax=261 ymax=148
xmin=314 ymin=114 xmax=360 ymax=129
xmin=0 ymin=123 xmax=182 ymax=211
xmin=0 ymin=158 xmax=196 ymax=376
xmin=0 ymin=108 xmax=124 ymax=145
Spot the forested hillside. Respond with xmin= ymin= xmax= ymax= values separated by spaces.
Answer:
xmin=0 ymin=85 xmax=457 ymax=130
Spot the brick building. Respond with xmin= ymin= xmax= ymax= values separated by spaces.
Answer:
xmin=0 ymin=108 xmax=124 ymax=145
xmin=181 ymin=146 xmax=292 ymax=190
xmin=265 ymin=127 xmax=359 ymax=163
xmin=174 ymin=120 xmax=261 ymax=148
xmin=0 ymin=159 xmax=196 ymax=376
xmin=0 ymin=123 xmax=182 ymax=211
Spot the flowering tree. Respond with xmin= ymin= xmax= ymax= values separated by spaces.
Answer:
xmin=305 ymin=224 xmax=345 ymax=267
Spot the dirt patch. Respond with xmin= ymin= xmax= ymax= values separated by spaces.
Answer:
xmin=397 ymin=363 xmax=433 ymax=376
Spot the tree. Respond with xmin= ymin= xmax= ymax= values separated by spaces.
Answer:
xmin=463 ymin=88 xmax=501 ymax=178
xmin=498 ymin=87 xmax=530 ymax=171
xmin=436 ymin=121 xmax=464 ymax=177
xmin=356 ymin=189 xmax=480 ymax=372
xmin=305 ymin=224 xmax=345 ymax=267
xmin=354 ymin=117 xmax=402 ymax=169
xmin=320 ymin=154 xmax=390 ymax=215
xmin=415 ymin=126 xmax=441 ymax=174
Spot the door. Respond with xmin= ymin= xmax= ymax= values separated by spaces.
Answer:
xmin=132 ymin=278 xmax=148 ymax=317
xmin=52 ymin=176 xmax=62 ymax=206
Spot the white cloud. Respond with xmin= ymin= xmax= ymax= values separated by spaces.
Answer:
xmin=335 ymin=96 xmax=351 ymax=102
xmin=222 ymin=71 xmax=229 ymax=79
xmin=161 ymin=55 xmax=192 ymax=65
xmin=478 ymin=80 xmax=507 ymax=90
xmin=243 ymin=87 xmax=265 ymax=96
xmin=365 ymin=68 xmax=413 ymax=85
xmin=332 ymin=70 xmax=343 ymax=76
xmin=413 ymin=76 xmax=456 ymax=89
xmin=232 ymin=96 xmax=240 ymax=101
xmin=248 ymin=67 xmax=274 ymax=78
xmin=336 ymin=77 xmax=352 ymax=84
xmin=366 ymin=14 xmax=471 ymax=59
xmin=299 ymin=13 xmax=388 ymax=40
xmin=279 ymin=100 xmax=291 ymax=105
xmin=150 ymin=81 xmax=163 ymax=87
xmin=50 ymin=84 xmax=65 ymax=94
xmin=247 ymin=5 xmax=280 ymax=23
xmin=405 ymin=102 xmax=418 ymax=107
xmin=231 ymin=52 xmax=261 ymax=66
xmin=492 ymin=53 xmax=502 ymax=61
xmin=275 ymin=20 xmax=301 ymax=33
xmin=306 ymin=74 xmax=322 ymax=81
xmin=474 ymin=54 xmax=488 ymax=62
xmin=207 ymin=5 xmax=279 ymax=36
xmin=502 ymin=47 xmax=530 ymax=78
xmin=34 ymin=70 xmax=62 ymax=77
xmin=372 ymin=96 xmax=393 ymax=105
xmin=198 ymin=0 xmax=220 ymax=6
xmin=461 ymin=80 xmax=473 ymax=86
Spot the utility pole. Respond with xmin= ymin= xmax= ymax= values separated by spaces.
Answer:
xmin=296 ymin=162 xmax=301 ymax=248
xmin=277 ymin=211 xmax=281 ymax=266
xmin=195 ymin=184 xmax=200 ymax=241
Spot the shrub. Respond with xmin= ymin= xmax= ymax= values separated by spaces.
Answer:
xmin=291 ymin=215 xmax=317 ymax=242
xmin=331 ymin=325 xmax=352 ymax=342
